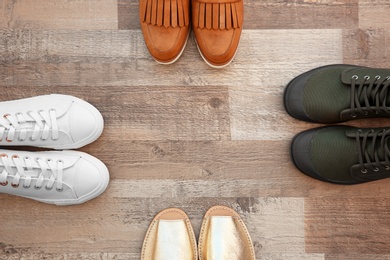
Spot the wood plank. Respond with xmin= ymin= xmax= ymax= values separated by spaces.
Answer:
xmin=0 ymin=252 xmax=134 ymax=260
xmin=0 ymin=86 xmax=230 ymax=141
xmin=0 ymin=29 xmax=343 ymax=87
xmin=106 ymin=178 xmax=390 ymax=199
xmin=359 ymin=0 xmax=390 ymax=29
xmin=117 ymin=0 xmax=358 ymax=30
xmin=244 ymin=0 xmax=358 ymax=30
xmin=0 ymin=0 xmax=118 ymax=30
xmin=325 ymin=254 xmax=390 ymax=260
xmin=343 ymin=29 xmax=390 ymax=68
xmin=0 ymin=0 xmax=14 ymax=29
xmin=0 ymin=197 xmax=308 ymax=259
xmin=229 ymin=29 xmax=342 ymax=140
xmin=305 ymin=198 xmax=390 ymax=254
xmin=118 ymin=0 xmax=140 ymax=30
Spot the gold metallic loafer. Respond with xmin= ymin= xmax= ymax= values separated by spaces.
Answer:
xmin=141 ymin=208 xmax=198 ymax=260
xmin=139 ymin=0 xmax=190 ymax=64
xmin=198 ymin=205 xmax=256 ymax=260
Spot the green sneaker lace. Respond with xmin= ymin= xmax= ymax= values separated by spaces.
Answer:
xmin=350 ymin=75 xmax=390 ymax=117
xmin=355 ymin=129 xmax=390 ymax=174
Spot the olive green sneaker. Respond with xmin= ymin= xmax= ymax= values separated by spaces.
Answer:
xmin=284 ymin=64 xmax=390 ymax=123
xmin=292 ymin=126 xmax=390 ymax=184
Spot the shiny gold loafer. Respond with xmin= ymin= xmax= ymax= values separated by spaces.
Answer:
xmin=139 ymin=0 xmax=190 ymax=64
xmin=191 ymin=0 xmax=243 ymax=68
xmin=141 ymin=208 xmax=198 ymax=260
xmin=198 ymin=205 xmax=255 ymax=260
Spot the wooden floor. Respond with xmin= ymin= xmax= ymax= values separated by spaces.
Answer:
xmin=1 ymin=0 xmax=390 ymax=259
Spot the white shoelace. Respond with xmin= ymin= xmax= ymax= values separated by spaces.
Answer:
xmin=0 ymin=154 xmax=64 ymax=191
xmin=0 ymin=110 xmax=59 ymax=142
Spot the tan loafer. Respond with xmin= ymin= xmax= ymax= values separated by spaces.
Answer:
xmin=139 ymin=0 xmax=190 ymax=64
xmin=141 ymin=208 xmax=198 ymax=260
xmin=192 ymin=0 xmax=243 ymax=68
xmin=198 ymin=205 xmax=255 ymax=260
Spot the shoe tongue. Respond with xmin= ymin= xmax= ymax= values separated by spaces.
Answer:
xmin=341 ymin=67 xmax=390 ymax=84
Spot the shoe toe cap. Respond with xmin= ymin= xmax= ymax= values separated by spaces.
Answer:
xmin=291 ymin=128 xmax=326 ymax=182
xmin=69 ymin=102 xmax=103 ymax=146
xmin=195 ymin=29 xmax=241 ymax=68
xmin=74 ymin=156 xmax=109 ymax=200
xmin=142 ymin=24 xmax=189 ymax=63
xmin=284 ymin=71 xmax=316 ymax=122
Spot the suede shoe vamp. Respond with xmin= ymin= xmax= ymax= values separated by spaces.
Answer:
xmin=192 ymin=0 xmax=243 ymax=67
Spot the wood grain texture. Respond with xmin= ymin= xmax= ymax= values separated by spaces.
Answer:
xmin=343 ymin=29 xmax=390 ymax=68
xmin=0 ymin=0 xmax=118 ymax=30
xmin=306 ymin=198 xmax=390 ymax=254
xmin=359 ymin=0 xmax=390 ymax=29
xmin=0 ymin=86 xmax=230 ymax=141
xmin=0 ymin=29 xmax=343 ymax=88
xmin=118 ymin=0 xmax=359 ymax=30
xmin=1 ymin=0 xmax=390 ymax=259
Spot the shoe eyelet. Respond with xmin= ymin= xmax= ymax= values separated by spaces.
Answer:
xmin=34 ymin=157 xmax=42 ymax=163
xmin=11 ymin=183 xmax=19 ymax=188
xmin=374 ymin=167 xmax=379 ymax=172
xmin=57 ymin=160 xmax=64 ymax=164
xmin=3 ymin=113 xmax=10 ymax=119
xmin=386 ymin=76 xmax=390 ymax=80
xmin=5 ymin=137 xmax=12 ymax=143
xmin=56 ymin=187 xmax=63 ymax=192
xmin=351 ymin=114 xmax=357 ymax=118
xmin=361 ymin=169 xmax=368 ymax=173
xmin=23 ymin=185 xmax=30 ymax=189
xmin=386 ymin=166 xmax=390 ymax=170
xmin=45 ymin=186 xmax=53 ymax=191
xmin=375 ymin=75 xmax=381 ymax=80
xmin=0 ymin=181 xmax=8 ymax=186
xmin=12 ymin=155 xmax=19 ymax=159
xmin=34 ymin=185 xmax=42 ymax=190
xmin=0 ymin=153 xmax=8 ymax=158
xmin=364 ymin=75 xmax=370 ymax=80
xmin=352 ymin=75 xmax=359 ymax=80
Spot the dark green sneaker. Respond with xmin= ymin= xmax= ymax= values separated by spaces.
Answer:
xmin=292 ymin=126 xmax=390 ymax=184
xmin=284 ymin=64 xmax=390 ymax=123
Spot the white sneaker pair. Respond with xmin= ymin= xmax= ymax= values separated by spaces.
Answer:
xmin=0 ymin=94 xmax=109 ymax=205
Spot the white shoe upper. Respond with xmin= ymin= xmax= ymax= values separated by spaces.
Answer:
xmin=0 ymin=94 xmax=104 ymax=149
xmin=0 ymin=149 xmax=109 ymax=205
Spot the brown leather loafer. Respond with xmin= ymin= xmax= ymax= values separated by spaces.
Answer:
xmin=140 ymin=0 xmax=190 ymax=64
xmin=192 ymin=0 xmax=243 ymax=68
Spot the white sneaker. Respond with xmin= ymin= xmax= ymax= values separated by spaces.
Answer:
xmin=0 ymin=149 xmax=109 ymax=205
xmin=0 ymin=94 xmax=104 ymax=149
